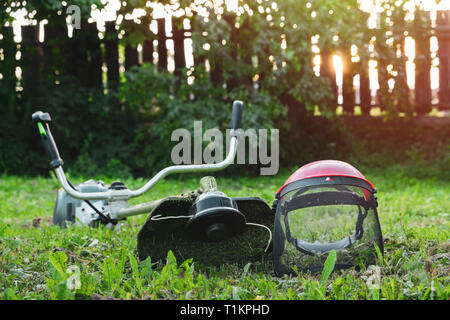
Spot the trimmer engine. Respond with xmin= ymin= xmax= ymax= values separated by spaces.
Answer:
xmin=53 ymin=180 xmax=127 ymax=228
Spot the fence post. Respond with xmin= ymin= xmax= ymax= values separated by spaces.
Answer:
xmin=436 ymin=9 xmax=450 ymax=109
xmin=104 ymin=21 xmax=119 ymax=92
xmin=257 ymin=44 xmax=272 ymax=90
xmin=394 ymin=34 xmax=410 ymax=115
xmin=375 ymin=58 xmax=388 ymax=111
xmin=157 ymin=18 xmax=168 ymax=72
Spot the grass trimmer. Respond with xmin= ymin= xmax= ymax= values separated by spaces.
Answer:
xmin=32 ymin=101 xmax=273 ymax=267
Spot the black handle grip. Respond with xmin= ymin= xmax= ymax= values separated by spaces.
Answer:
xmin=32 ymin=111 xmax=64 ymax=169
xmin=231 ymin=100 xmax=243 ymax=131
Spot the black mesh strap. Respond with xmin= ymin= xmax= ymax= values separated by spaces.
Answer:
xmin=290 ymin=234 xmax=359 ymax=255
xmin=290 ymin=184 xmax=354 ymax=200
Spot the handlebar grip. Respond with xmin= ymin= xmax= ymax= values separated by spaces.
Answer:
xmin=231 ymin=100 xmax=243 ymax=131
xmin=32 ymin=111 xmax=64 ymax=169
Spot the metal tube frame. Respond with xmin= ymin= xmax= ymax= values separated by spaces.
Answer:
xmin=53 ymin=136 xmax=239 ymax=218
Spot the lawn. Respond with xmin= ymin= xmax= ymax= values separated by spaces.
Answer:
xmin=0 ymin=166 xmax=449 ymax=300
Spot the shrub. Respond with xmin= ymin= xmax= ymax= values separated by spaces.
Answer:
xmin=118 ymin=64 xmax=286 ymax=177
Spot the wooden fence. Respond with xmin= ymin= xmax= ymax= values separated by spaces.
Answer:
xmin=2 ymin=12 xmax=450 ymax=116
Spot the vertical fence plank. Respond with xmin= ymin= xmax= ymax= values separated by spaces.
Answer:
xmin=191 ymin=12 xmax=206 ymax=69
xmin=125 ymin=42 xmax=139 ymax=71
xmin=223 ymin=13 xmax=238 ymax=90
xmin=157 ymin=18 xmax=168 ymax=72
xmin=172 ymin=16 xmax=186 ymax=77
xmin=359 ymin=60 xmax=371 ymax=116
xmin=21 ymin=25 xmax=41 ymax=106
xmin=210 ymin=58 xmax=223 ymax=86
xmin=143 ymin=38 xmax=153 ymax=64
xmin=42 ymin=23 xmax=70 ymax=87
xmin=86 ymin=22 xmax=103 ymax=89
xmin=414 ymin=12 xmax=432 ymax=115
xmin=141 ymin=16 xmax=154 ymax=65
xmin=436 ymin=9 xmax=450 ymax=109
xmin=238 ymin=16 xmax=253 ymax=89
xmin=104 ymin=21 xmax=119 ymax=91
xmin=320 ymin=49 xmax=338 ymax=111
xmin=69 ymin=19 xmax=89 ymax=85
xmin=341 ymin=51 xmax=355 ymax=114
xmin=0 ymin=26 xmax=17 ymax=112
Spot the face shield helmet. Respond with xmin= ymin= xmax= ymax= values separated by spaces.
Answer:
xmin=272 ymin=160 xmax=384 ymax=276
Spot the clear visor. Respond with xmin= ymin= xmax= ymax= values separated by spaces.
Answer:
xmin=273 ymin=184 xmax=383 ymax=275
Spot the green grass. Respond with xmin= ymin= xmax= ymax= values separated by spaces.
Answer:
xmin=0 ymin=166 xmax=449 ymax=300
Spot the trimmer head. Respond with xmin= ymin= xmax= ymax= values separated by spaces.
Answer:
xmin=186 ymin=191 xmax=246 ymax=242
xmin=136 ymin=177 xmax=273 ymax=267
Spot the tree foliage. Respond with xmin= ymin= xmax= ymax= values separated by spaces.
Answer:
xmin=0 ymin=0 xmax=435 ymax=176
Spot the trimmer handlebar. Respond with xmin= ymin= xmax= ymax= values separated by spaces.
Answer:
xmin=32 ymin=111 xmax=64 ymax=169
xmin=231 ymin=100 xmax=243 ymax=131
xmin=33 ymin=101 xmax=244 ymax=202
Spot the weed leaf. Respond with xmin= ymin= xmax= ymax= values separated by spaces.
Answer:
xmin=320 ymin=250 xmax=337 ymax=286
xmin=49 ymin=251 xmax=68 ymax=279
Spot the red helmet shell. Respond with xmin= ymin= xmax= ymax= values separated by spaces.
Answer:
xmin=277 ymin=160 xmax=375 ymax=195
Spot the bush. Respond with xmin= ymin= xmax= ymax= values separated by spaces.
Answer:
xmin=118 ymin=64 xmax=286 ymax=177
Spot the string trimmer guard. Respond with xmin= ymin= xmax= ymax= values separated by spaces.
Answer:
xmin=137 ymin=178 xmax=273 ymax=267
